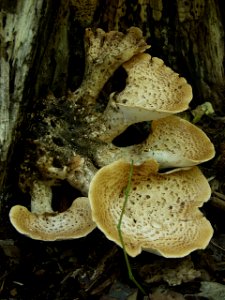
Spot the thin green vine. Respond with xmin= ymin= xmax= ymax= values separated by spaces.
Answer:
xmin=117 ymin=160 xmax=146 ymax=295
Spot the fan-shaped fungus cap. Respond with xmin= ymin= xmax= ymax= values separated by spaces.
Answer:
xmin=89 ymin=160 xmax=213 ymax=258
xmin=117 ymin=53 xmax=192 ymax=115
xmin=97 ymin=53 xmax=193 ymax=142
xmin=95 ymin=116 xmax=215 ymax=169
xmin=9 ymin=197 xmax=96 ymax=241
xmin=72 ymin=27 xmax=150 ymax=107
xmin=145 ymin=116 xmax=215 ymax=168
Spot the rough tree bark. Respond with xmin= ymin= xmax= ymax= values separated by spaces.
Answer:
xmin=0 ymin=0 xmax=224 ymax=227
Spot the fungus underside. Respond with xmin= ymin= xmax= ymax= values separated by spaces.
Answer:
xmin=117 ymin=160 xmax=146 ymax=295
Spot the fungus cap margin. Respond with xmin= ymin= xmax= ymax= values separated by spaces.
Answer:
xmin=9 ymin=197 xmax=96 ymax=241
xmin=89 ymin=160 xmax=213 ymax=258
xmin=116 ymin=53 xmax=193 ymax=116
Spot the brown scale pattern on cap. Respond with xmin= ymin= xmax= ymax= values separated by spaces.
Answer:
xmin=116 ymin=53 xmax=192 ymax=113
xmin=89 ymin=160 xmax=213 ymax=258
xmin=147 ymin=116 xmax=215 ymax=163
xmin=94 ymin=115 xmax=215 ymax=169
xmin=10 ymin=198 xmax=96 ymax=241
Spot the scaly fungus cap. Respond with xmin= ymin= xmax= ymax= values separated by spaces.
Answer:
xmin=145 ymin=116 xmax=215 ymax=168
xmin=94 ymin=116 xmax=215 ymax=169
xmin=89 ymin=160 xmax=213 ymax=258
xmin=98 ymin=53 xmax=193 ymax=142
xmin=75 ymin=27 xmax=150 ymax=105
xmin=9 ymin=197 xmax=96 ymax=241
xmin=114 ymin=53 xmax=193 ymax=121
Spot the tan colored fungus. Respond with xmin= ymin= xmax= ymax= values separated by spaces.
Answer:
xmin=72 ymin=27 xmax=150 ymax=107
xmin=117 ymin=53 xmax=192 ymax=113
xmin=89 ymin=160 xmax=213 ymax=258
xmin=10 ymin=26 xmax=215 ymax=247
xmin=97 ymin=53 xmax=193 ymax=142
xmin=9 ymin=181 xmax=96 ymax=241
xmin=143 ymin=115 xmax=215 ymax=168
xmin=95 ymin=115 xmax=215 ymax=168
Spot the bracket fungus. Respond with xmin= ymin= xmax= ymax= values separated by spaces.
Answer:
xmin=9 ymin=26 xmax=150 ymax=241
xmin=89 ymin=160 xmax=213 ymax=258
xmin=10 ymin=181 xmax=96 ymax=241
xmin=95 ymin=115 xmax=215 ymax=168
xmin=70 ymin=27 xmax=150 ymax=109
xmin=9 ymin=27 xmax=215 ymax=253
xmin=92 ymin=53 xmax=193 ymax=142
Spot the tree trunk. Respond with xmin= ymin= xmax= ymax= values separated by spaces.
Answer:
xmin=1 ymin=2 xmax=225 ymax=299
xmin=0 ymin=0 xmax=224 ymax=223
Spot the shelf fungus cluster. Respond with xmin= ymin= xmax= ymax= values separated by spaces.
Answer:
xmin=10 ymin=27 xmax=215 ymax=257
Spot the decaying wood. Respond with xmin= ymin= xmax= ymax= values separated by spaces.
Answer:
xmin=0 ymin=1 xmax=225 ymax=299
xmin=0 ymin=0 xmax=57 ymax=189
xmin=0 ymin=0 xmax=224 ymax=223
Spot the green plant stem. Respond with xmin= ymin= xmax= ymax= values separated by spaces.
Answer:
xmin=117 ymin=160 xmax=146 ymax=295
